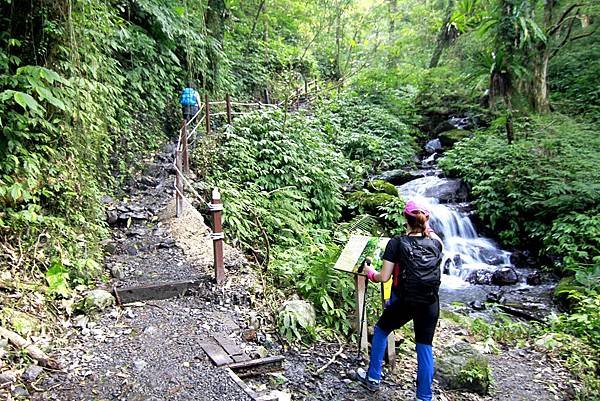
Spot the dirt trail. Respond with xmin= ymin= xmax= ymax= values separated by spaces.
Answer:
xmin=29 ymin=143 xmax=271 ymax=401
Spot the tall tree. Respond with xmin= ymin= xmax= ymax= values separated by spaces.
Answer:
xmin=489 ymin=0 xmax=518 ymax=143
xmin=526 ymin=0 xmax=598 ymax=112
xmin=205 ymin=0 xmax=227 ymax=94
xmin=429 ymin=0 xmax=457 ymax=68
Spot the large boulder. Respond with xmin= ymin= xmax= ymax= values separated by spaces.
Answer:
xmin=526 ymin=271 xmax=542 ymax=286
xmin=347 ymin=191 xmax=396 ymax=215
xmin=366 ymin=180 xmax=398 ymax=196
xmin=372 ymin=170 xmax=427 ymax=186
xmin=422 ymin=178 xmax=469 ymax=203
xmin=425 ymin=138 xmax=442 ymax=153
xmin=509 ymin=250 xmax=537 ymax=268
xmin=278 ymin=299 xmax=316 ymax=334
xmin=436 ymin=342 xmax=492 ymax=395
xmin=466 ymin=269 xmax=493 ymax=285
xmin=477 ymin=247 xmax=506 ymax=266
xmin=491 ymin=267 xmax=518 ymax=285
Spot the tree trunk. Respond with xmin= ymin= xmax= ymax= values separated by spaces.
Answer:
xmin=251 ymin=0 xmax=266 ymax=35
xmin=205 ymin=0 xmax=226 ymax=93
xmin=531 ymin=50 xmax=550 ymax=113
xmin=388 ymin=0 xmax=397 ymax=33
xmin=387 ymin=0 xmax=398 ymax=67
xmin=429 ymin=0 xmax=455 ymax=68
xmin=335 ymin=9 xmax=342 ymax=80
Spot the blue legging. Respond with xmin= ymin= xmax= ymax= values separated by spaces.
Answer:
xmin=367 ymin=296 xmax=439 ymax=401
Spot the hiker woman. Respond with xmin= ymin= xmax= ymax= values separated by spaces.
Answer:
xmin=356 ymin=200 xmax=443 ymax=401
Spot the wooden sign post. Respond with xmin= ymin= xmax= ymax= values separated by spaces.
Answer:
xmin=333 ymin=235 xmax=396 ymax=366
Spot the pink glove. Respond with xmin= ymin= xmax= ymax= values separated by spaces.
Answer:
xmin=365 ymin=266 xmax=377 ymax=282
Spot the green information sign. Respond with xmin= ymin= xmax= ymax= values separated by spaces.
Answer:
xmin=333 ymin=235 xmax=390 ymax=275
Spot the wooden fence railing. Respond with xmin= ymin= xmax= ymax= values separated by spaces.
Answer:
xmin=172 ymin=95 xmax=277 ymax=285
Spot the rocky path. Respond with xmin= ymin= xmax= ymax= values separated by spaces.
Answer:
xmin=29 ymin=143 xmax=277 ymax=401
xmin=246 ymin=318 xmax=577 ymax=401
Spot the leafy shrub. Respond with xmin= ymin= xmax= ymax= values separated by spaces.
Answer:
xmin=534 ymin=331 xmax=599 ymax=401
xmin=457 ymin=358 xmax=493 ymax=395
xmin=271 ymin=242 xmax=356 ymax=338
xmin=440 ymin=113 xmax=600 ymax=388
xmin=0 ymin=0 xmax=221 ymax=303
xmin=549 ymin=33 xmax=600 ymax=121
xmin=415 ymin=66 xmax=483 ymax=117
xmin=316 ymin=96 xmax=419 ymax=175
xmin=544 ymin=209 xmax=600 ymax=279
xmin=203 ymin=109 xmax=347 ymax=249
xmin=348 ymin=67 xmax=420 ymax=119
xmin=277 ymin=305 xmax=317 ymax=344
xmin=549 ymin=291 xmax=600 ymax=350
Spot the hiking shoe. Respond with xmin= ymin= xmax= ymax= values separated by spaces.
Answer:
xmin=355 ymin=368 xmax=380 ymax=392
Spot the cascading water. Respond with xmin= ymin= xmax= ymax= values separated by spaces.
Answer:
xmin=383 ymin=121 xmax=556 ymax=316
xmin=397 ymin=125 xmax=516 ymax=292
xmin=398 ymin=178 xmax=512 ymax=290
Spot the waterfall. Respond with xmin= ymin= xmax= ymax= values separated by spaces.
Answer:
xmin=398 ymin=177 xmax=511 ymax=290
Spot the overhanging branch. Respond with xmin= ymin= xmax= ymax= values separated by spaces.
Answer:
xmin=548 ymin=3 xmax=583 ymax=36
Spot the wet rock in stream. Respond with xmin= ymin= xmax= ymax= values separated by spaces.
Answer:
xmin=491 ymin=267 xmax=519 ymax=286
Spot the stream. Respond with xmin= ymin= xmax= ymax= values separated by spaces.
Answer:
xmin=389 ymin=122 xmax=558 ymax=321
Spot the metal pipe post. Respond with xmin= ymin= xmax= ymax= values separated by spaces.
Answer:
xmin=175 ymin=150 xmax=183 ymax=218
xmin=211 ymin=188 xmax=225 ymax=284
xmin=226 ymin=94 xmax=232 ymax=125
xmin=205 ymin=93 xmax=211 ymax=135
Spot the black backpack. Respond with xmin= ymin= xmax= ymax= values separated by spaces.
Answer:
xmin=394 ymin=235 xmax=443 ymax=304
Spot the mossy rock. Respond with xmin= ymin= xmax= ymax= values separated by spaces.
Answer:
xmin=436 ymin=342 xmax=492 ymax=395
xmin=439 ymin=129 xmax=473 ymax=147
xmin=347 ymin=191 xmax=396 ymax=215
xmin=366 ymin=179 xmax=398 ymax=196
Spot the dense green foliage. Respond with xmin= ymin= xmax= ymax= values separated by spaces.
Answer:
xmin=317 ymin=97 xmax=419 ymax=175
xmin=439 ymin=114 xmax=600 ymax=393
xmin=2 ymin=0 xmax=600 ymax=397
xmin=203 ymin=109 xmax=347 ymax=249
xmin=440 ymin=116 xmax=600 ymax=250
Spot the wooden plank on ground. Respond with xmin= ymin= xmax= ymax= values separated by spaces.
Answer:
xmin=114 ymin=279 xmax=205 ymax=303
xmin=214 ymin=334 xmax=243 ymax=356
xmin=228 ymin=356 xmax=285 ymax=378
xmin=201 ymin=343 xmax=234 ymax=366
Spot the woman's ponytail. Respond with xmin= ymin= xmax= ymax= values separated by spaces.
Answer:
xmin=405 ymin=211 xmax=429 ymax=236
